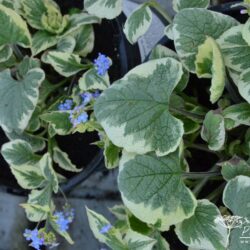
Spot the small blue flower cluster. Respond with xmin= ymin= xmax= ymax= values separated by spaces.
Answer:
xmin=99 ymin=224 xmax=112 ymax=234
xmin=58 ymin=99 xmax=73 ymax=111
xmin=54 ymin=208 xmax=75 ymax=232
xmin=94 ymin=53 xmax=111 ymax=76
xmin=23 ymin=228 xmax=44 ymax=250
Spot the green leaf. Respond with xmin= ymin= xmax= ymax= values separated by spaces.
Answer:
xmin=10 ymin=164 xmax=45 ymax=189
xmin=84 ymin=0 xmax=122 ymax=19
xmin=0 ymin=45 xmax=12 ymax=63
xmin=154 ymin=234 xmax=170 ymax=250
xmin=149 ymin=45 xmax=189 ymax=92
xmin=125 ymin=230 xmax=156 ymax=250
xmin=223 ymin=103 xmax=250 ymax=129
xmin=0 ymin=4 xmax=31 ymax=47
xmin=223 ymin=175 xmax=250 ymax=250
xmin=0 ymin=68 xmax=45 ymax=132
xmin=195 ymin=36 xmax=225 ymax=103
xmin=5 ymin=130 xmax=45 ymax=152
xmin=94 ymin=58 xmax=184 ymax=156
xmin=24 ymin=185 xmax=52 ymax=221
xmin=175 ymin=199 xmax=227 ymax=250
xmin=63 ymin=12 xmax=100 ymax=36
xmin=173 ymin=8 xmax=238 ymax=72
xmin=16 ymin=56 xmax=41 ymax=78
xmin=49 ymin=215 xmax=74 ymax=244
xmin=71 ymin=25 xmax=94 ymax=56
xmin=221 ymin=156 xmax=250 ymax=181
xmin=1 ymin=139 xmax=40 ymax=166
xmin=173 ymin=0 xmax=210 ymax=12
xmin=86 ymin=207 xmax=125 ymax=249
xmin=242 ymin=18 xmax=250 ymax=46
xmin=118 ymin=151 xmax=197 ymax=231
xmin=128 ymin=214 xmax=152 ymax=235
xmin=31 ymin=30 xmax=58 ymax=55
xmin=104 ymin=138 xmax=121 ymax=169
xmin=237 ymin=69 xmax=250 ymax=104
xmin=21 ymin=0 xmax=47 ymax=29
xmin=79 ymin=68 xmax=110 ymax=91
xmin=53 ymin=146 xmax=82 ymax=172
xmin=42 ymin=51 xmax=84 ymax=77
xmin=218 ymin=25 xmax=250 ymax=73
xmin=201 ymin=110 xmax=225 ymax=151
xmin=40 ymin=111 xmax=72 ymax=135
xmin=39 ymin=153 xmax=59 ymax=193
xmin=123 ymin=4 xmax=152 ymax=44
xmin=57 ymin=36 xmax=76 ymax=53
xmin=164 ymin=24 xmax=174 ymax=40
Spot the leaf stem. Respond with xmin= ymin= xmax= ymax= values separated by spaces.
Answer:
xmin=147 ymin=0 xmax=173 ymax=23
xmin=183 ymin=170 xmax=221 ymax=179
xmin=11 ymin=44 xmax=24 ymax=61
xmin=206 ymin=182 xmax=225 ymax=201
xmin=170 ymin=107 xmax=205 ymax=122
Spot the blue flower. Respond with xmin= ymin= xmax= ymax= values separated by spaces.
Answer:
xmin=80 ymin=92 xmax=93 ymax=105
xmin=94 ymin=53 xmax=111 ymax=76
xmin=69 ymin=105 xmax=88 ymax=127
xmin=99 ymin=224 xmax=112 ymax=234
xmin=23 ymin=228 xmax=44 ymax=250
xmin=58 ymin=99 xmax=73 ymax=111
xmin=54 ymin=208 xmax=75 ymax=232
xmin=92 ymin=90 xmax=101 ymax=99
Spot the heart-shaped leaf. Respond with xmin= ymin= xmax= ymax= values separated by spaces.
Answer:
xmin=0 ymin=68 xmax=45 ymax=132
xmin=118 ymin=151 xmax=197 ymax=231
xmin=94 ymin=58 xmax=184 ymax=156
xmin=173 ymin=0 xmax=210 ymax=12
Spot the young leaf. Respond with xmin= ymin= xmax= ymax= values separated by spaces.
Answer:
xmin=39 ymin=153 xmax=59 ymax=193
xmin=118 ymin=151 xmax=197 ymax=231
xmin=175 ymin=199 xmax=227 ymax=250
xmin=201 ymin=110 xmax=225 ymax=151
xmin=104 ymin=138 xmax=121 ymax=169
xmin=223 ymin=176 xmax=250 ymax=250
xmin=94 ymin=58 xmax=184 ymax=157
xmin=1 ymin=139 xmax=41 ymax=166
xmin=79 ymin=68 xmax=110 ymax=91
xmin=0 ymin=45 xmax=12 ymax=63
xmin=221 ymin=156 xmax=250 ymax=181
xmin=238 ymin=69 xmax=250 ymax=104
xmin=123 ymin=4 xmax=152 ymax=44
xmin=16 ymin=56 xmax=41 ymax=78
xmin=195 ymin=36 xmax=225 ymax=103
xmin=57 ymin=36 xmax=76 ymax=53
xmin=42 ymin=51 xmax=85 ymax=77
xmin=31 ymin=31 xmax=58 ymax=56
xmin=124 ymin=230 xmax=156 ymax=250
xmin=84 ymin=0 xmax=122 ymax=20
xmin=173 ymin=0 xmax=210 ymax=12
xmin=0 ymin=68 xmax=45 ymax=132
xmin=0 ymin=4 xmax=31 ymax=47
xmin=53 ymin=146 xmax=82 ymax=172
xmin=86 ymin=207 xmax=125 ymax=249
xmin=223 ymin=103 xmax=250 ymax=129
xmin=218 ymin=25 xmax=250 ymax=73
xmin=40 ymin=111 xmax=72 ymax=135
xmin=173 ymin=8 xmax=238 ymax=71
xmin=10 ymin=165 xmax=45 ymax=189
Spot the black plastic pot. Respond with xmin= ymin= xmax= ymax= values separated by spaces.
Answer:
xmin=0 ymin=2 xmax=141 ymax=194
xmin=149 ymin=1 xmax=244 ymax=249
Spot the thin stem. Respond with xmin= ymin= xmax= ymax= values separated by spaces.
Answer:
xmin=187 ymin=143 xmax=213 ymax=154
xmin=183 ymin=171 xmax=221 ymax=179
xmin=147 ymin=0 xmax=173 ymax=23
xmin=170 ymin=107 xmax=204 ymax=122
xmin=11 ymin=44 xmax=24 ymax=61
xmin=192 ymin=164 xmax=219 ymax=196
xmin=58 ymin=186 xmax=69 ymax=204
xmin=206 ymin=183 xmax=225 ymax=201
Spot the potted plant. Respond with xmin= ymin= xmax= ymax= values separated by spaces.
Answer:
xmin=85 ymin=0 xmax=250 ymax=249
xmin=0 ymin=0 xmax=140 ymax=248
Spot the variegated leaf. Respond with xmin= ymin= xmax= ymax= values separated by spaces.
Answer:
xmin=94 ymin=58 xmax=184 ymax=156
xmin=0 ymin=45 xmax=12 ymax=63
xmin=173 ymin=0 xmax=210 ymax=12
xmin=57 ymin=36 xmax=76 ymax=53
xmin=173 ymin=8 xmax=238 ymax=72
xmin=175 ymin=199 xmax=227 ymax=250
xmin=0 ymin=68 xmax=45 ymax=132
xmin=84 ymin=0 xmax=122 ymax=20
xmin=238 ymin=69 xmax=250 ymax=104
xmin=118 ymin=151 xmax=197 ymax=231
xmin=242 ymin=18 xmax=250 ymax=46
xmin=42 ymin=51 xmax=85 ymax=77
xmin=1 ymin=139 xmax=41 ymax=166
xmin=201 ymin=110 xmax=225 ymax=151
xmin=124 ymin=4 xmax=152 ymax=44
xmin=0 ymin=4 xmax=31 ymax=47
xmin=79 ymin=68 xmax=110 ymax=91
xmin=53 ymin=146 xmax=82 ymax=172
xmin=195 ymin=36 xmax=225 ymax=103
